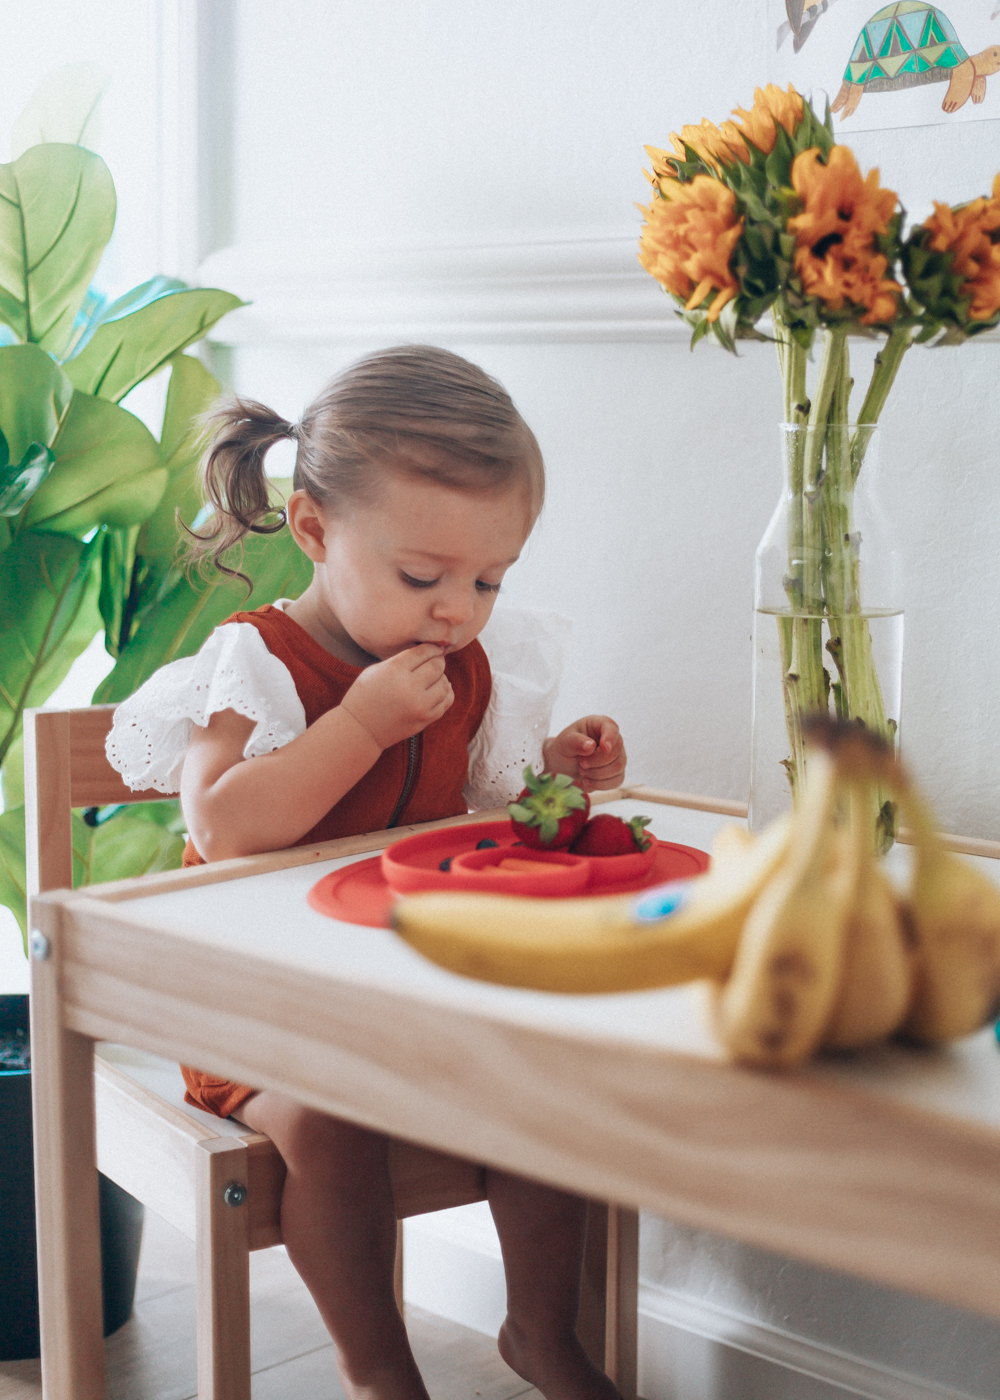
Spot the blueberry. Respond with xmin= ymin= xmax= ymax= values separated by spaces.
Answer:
xmin=439 ymin=857 xmax=452 ymax=872
xmin=476 ymin=838 xmax=499 ymax=849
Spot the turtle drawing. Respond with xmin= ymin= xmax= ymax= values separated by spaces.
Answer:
xmin=832 ymin=2 xmax=1000 ymax=118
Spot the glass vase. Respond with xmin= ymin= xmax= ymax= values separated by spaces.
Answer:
xmin=749 ymin=423 xmax=903 ymax=852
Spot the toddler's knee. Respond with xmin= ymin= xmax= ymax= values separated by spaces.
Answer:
xmin=281 ymin=1105 xmax=383 ymax=1171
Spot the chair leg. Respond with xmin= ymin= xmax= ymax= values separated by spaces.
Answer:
xmin=605 ymin=1206 xmax=639 ymax=1400
xmin=577 ymin=1202 xmax=639 ymax=1400
xmin=195 ymin=1137 xmax=252 ymax=1400
xmin=394 ymin=1220 xmax=405 ymax=1319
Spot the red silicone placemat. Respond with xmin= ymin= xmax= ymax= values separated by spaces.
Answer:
xmin=308 ymin=830 xmax=709 ymax=929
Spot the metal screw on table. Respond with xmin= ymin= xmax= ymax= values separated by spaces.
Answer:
xmin=223 ymin=1181 xmax=247 ymax=1208
xmin=30 ymin=930 xmax=50 ymax=961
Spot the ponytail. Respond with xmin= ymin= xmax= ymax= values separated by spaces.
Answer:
xmin=188 ymin=347 xmax=545 ymax=592
xmin=186 ymin=396 xmax=296 ymax=588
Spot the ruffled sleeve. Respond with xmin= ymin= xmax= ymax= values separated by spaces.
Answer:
xmin=106 ymin=622 xmax=306 ymax=793
xmin=464 ymin=605 xmax=572 ymax=811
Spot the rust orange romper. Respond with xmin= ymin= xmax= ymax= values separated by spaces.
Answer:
xmin=180 ymin=604 xmax=492 ymax=1119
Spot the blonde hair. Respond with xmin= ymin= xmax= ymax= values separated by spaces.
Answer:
xmin=189 ymin=345 xmax=544 ymax=584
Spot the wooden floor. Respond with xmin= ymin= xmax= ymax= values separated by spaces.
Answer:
xmin=2 ymin=1210 xmax=541 ymax=1400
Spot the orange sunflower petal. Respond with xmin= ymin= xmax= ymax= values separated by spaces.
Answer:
xmin=638 ymin=175 xmax=744 ymax=322
xmin=788 ymin=146 xmax=901 ymax=325
xmin=731 ymin=84 xmax=804 ymax=155
xmin=921 ymin=178 xmax=1000 ymax=322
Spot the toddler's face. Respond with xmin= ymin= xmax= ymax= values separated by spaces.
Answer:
xmin=304 ymin=474 xmax=534 ymax=663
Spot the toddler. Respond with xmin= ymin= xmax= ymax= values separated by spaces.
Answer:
xmin=109 ymin=345 xmax=627 ymax=1400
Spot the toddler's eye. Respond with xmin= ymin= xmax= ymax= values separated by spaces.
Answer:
xmin=401 ymin=572 xmax=439 ymax=589
xmin=476 ymin=581 xmax=502 ymax=594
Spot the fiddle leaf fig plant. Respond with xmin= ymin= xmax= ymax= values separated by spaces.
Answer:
xmin=0 ymin=139 xmax=312 ymax=953
xmin=0 ymin=138 xmax=252 ymax=950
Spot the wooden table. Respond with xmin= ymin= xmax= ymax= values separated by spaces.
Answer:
xmin=29 ymin=792 xmax=1000 ymax=1399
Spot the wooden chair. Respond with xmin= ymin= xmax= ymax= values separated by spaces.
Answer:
xmin=25 ymin=704 xmax=639 ymax=1400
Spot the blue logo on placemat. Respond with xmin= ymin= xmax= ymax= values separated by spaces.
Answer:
xmin=632 ymin=880 xmax=692 ymax=924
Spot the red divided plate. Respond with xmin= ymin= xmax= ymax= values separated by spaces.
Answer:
xmin=308 ymin=819 xmax=709 ymax=929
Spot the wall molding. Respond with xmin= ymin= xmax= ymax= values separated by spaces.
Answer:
xmin=402 ymin=1210 xmax=983 ymax=1400
xmin=197 ymin=232 xmax=1000 ymax=351
xmin=639 ymin=1282 xmax=980 ymax=1400
xmin=152 ymin=0 xmax=200 ymax=281
xmin=197 ymin=229 xmax=693 ymax=345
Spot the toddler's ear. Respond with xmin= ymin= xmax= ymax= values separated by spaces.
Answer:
xmin=287 ymin=490 xmax=329 ymax=561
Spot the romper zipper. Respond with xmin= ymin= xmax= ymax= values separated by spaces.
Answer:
xmin=387 ymin=734 xmax=421 ymax=829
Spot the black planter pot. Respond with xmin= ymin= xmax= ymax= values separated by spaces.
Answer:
xmin=0 ymin=993 xmax=145 ymax=1361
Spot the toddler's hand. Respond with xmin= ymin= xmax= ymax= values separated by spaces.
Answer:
xmin=341 ymin=644 xmax=454 ymax=750
xmin=543 ymin=716 xmax=626 ymax=792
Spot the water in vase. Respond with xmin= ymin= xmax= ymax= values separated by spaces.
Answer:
xmin=749 ymin=608 xmax=904 ymax=831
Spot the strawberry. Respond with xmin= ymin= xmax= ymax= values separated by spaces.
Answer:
xmin=507 ymin=766 xmax=590 ymax=849
xmin=570 ymin=814 xmax=653 ymax=857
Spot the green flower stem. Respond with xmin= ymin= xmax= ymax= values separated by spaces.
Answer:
xmin=851 ymin=324 xmax=913 ymax=481
xmin=771 ymin=322 xmax=903 ymax=849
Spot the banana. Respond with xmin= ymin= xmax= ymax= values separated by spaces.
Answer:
xmin=821 ymin=782 xmax=915 ymax=1051
xmin=798 ymin=720 xmax=1000 ymax=1045
xmin=714 ymin=749 xmax=856 ymax=1068
xmin=896 ymin=776 xmax=1000 ymax=1043
xmin=711 ymin=823 xmax=756 ymax=862
xmin=391 ymin=811 xmax=793 ymax=994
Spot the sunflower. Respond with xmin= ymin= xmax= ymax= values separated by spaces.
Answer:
xmin=647 ymin=119 xmax=748 ymax=181
xmin=638 ymin=175 xmax=744 ymax=323
xmin=730 ymin=84 xmax=804 ymax=155
xmin=920 ymin=173 xmax=1000 ymax=322
xmin=788 ymin=146 xmax=901 ymax=326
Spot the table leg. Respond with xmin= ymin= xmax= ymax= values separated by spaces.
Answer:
xmin=578 ymin=1202 xmax=639 ymax=1400
xmin=29 ymin=903 xmax=104 ymax=1400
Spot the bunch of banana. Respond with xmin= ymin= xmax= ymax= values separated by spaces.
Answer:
xmin=391 ymin=727 xmax=1000 ymax=1065
xmin=714 ymin=726 xmax=999 ymax=1066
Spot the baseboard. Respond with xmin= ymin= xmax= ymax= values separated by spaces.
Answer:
xmin=637 ymin=1283 xmax=978 ymax=1400
xmin=402 ymin=1208 xmax=979 ymax=1400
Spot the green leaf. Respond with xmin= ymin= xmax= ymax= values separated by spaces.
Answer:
xmin=98 ymin=524 xmax=140 ymax=657
xmin=63 ymin=285 xmax=243 ymax=402
xmin=1 ymin=731 xmax=24 ymax=808
xmin=86 ymin=804 xmax=185 ymax=885
xmin=22 ymin=390 xmax=165 ymax=534
xmin=94 ymin=525 xmax=313 ymax=703
xmin=0 ymin=441 xmax=55 ymax=515
xmin=0 ymin=343 xmax=74 ymax=459
xmin=11 ymin=62 xmax=109 ymax=160
xmin=0 ymin=805 xmax=27 ymax=945
xmin=0 ymin=529 xmax=100 ymax=764
xmin=0 ymin=144 xmax=115 ymax=355
xmin=138 ymin=354 xmax=219 ymax=566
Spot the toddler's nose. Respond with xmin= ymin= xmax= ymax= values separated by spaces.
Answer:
xmin=431 ymin=588 xmax=475 ymax=627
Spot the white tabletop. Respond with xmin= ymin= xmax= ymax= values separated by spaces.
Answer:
xmin=110 ymin=798 xmax=1000 ymax=1135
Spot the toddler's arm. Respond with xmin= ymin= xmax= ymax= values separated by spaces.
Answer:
xmin=181 ymin=643 xmax=452 ymax=860
xmin=543 ymin=715 xmax=626 ymax=793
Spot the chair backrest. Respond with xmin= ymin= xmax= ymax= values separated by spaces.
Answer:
xmin=24 ymin=705 xmax=178 ymax=898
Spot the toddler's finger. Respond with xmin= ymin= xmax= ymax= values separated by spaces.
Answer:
xmin=594 ymin=717 xmax=621 ymax=753
xmin=429 ymin=680 xmax=454 ymax=718
xmin=407 ymin=641 xmax=448 ymax=668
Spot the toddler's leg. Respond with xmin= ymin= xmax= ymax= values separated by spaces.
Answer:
xmin=239 ymin=1092 xmax=429 ymax=1400
xmin=488 ymin=1168 xmax=622 ymax=1400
